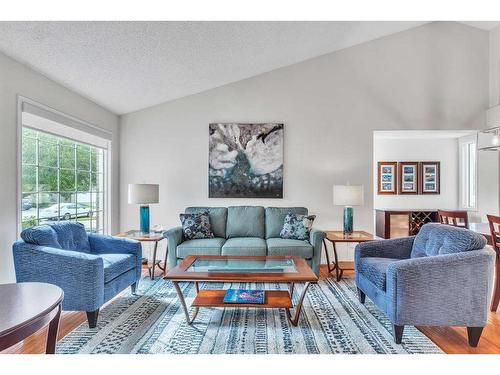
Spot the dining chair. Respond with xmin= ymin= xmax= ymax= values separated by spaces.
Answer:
xmin=438 ymin=209 xmax=469 ymax=229
xmin=487 ymin=214 xmax=500 ymax=312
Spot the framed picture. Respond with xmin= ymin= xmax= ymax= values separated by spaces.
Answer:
xmin=420 ymin=161 xmax=440 ymax=194
xmin=208 ymin=123 xmax=284 ymax=198
xmin=377 ymin=161 xmax=398 ymax=195
xmin=398 ymin=162 xmax=419 ymax=194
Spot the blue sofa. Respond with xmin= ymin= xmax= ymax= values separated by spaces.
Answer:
xmin=164 ymin=206 xmax=325 ymax=276
xmin=13 ymin=222 xmax=142 ymax=328
xmin=355 ymin=223 xmax=495 ymax=347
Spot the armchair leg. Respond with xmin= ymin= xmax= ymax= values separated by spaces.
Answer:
xmin=131 ymin=282 xmax=137 ymax=295
xmin=357 ymin=288 xmax=366 ymax=304
xmin=86 ymin=309 xmax=100 ymax=328
xmin=393 ymin=325 xmax=404 ymax=344
xmin=467 ymin=327 xmax=484 ymax=347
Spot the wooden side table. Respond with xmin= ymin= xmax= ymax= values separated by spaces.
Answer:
xmin=323 ymin=230 xmax=375 ymax=281
xmin=0 ymin=282 xmax=63 ymax=354
xmin=116 ymin=231 xmax=166 ymax=280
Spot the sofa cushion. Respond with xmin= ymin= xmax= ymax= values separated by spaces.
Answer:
xmin=177 ymin=237 xmax=225 ymax=258
xmin=185 ymin=207 xmax=227 ymax=238
xmin=411 ymin=223 xmax=487 ymax=258
xmin=265 ymin=207 xmax=308 ymax=239
xmin=222 ymin=237 xmax=267 ymax=256
xmin=226 ymin=206 xmax=265 ymax=238
xmin=21 ymin=225 xmax=61 ymax=249
xmin=356 ymin=257 xmax=400 ymax=291
xmin=100 ymin=253 xmax=136 ymax=283
xmin=266 ymin=238 xmax=313 ymax=258
xmin=49 ymin=222 xmax=91 ymax=253
xmin=179 ymin=211 xmax=214 ymax=240
xmin=280 ymin=213 xmax=316 ymax=240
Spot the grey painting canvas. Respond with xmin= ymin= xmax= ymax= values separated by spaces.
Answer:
xmin=209 ymin=123 xmax=283 ymax=198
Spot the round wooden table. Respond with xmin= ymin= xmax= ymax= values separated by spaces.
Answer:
xmin=0 ymin=282 xmax=64 ymax=354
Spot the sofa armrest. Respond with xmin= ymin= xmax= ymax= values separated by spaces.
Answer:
xmin=164 ymin=226 xmax=184 ymax=268
xmin=12 ymin=241 xmax=104 ymax=311
xmin=309 ymin=228 xmax=325 ymax=277
xmin=355 ymin=237 xmax=414 ymax=262
xmin=88 ymin=234 xmax=142 ymax=281
xmin=385 ymin=248 xmax=495 ymax=326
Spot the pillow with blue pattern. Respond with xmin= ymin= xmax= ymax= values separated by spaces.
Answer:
xmin=280 ymin=213 xmax=316 ymax=240
xmin=180 ymin=211 xmax=215 ymax=240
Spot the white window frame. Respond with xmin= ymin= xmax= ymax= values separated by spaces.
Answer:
xmin=16 ymin=96 xmax=113 ymax=235
xmin=458 ymin=134 xmax=478 ymax=211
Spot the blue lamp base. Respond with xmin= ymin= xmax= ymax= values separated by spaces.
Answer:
xmin=140 ymin=205 xmax=150 ymax=234
xmin=343 ymin=206 xmax=353 ymax=234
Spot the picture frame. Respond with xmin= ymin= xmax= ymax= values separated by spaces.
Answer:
xmin=419 ymin=161 xmax=440 ymax=194
xmin=377 ymin=161 xmax=398 ymax=195
xmin=398 ymin=162 xmax=419 ymax=195
xmin=208 ymin=123 xmax=284 ymax=198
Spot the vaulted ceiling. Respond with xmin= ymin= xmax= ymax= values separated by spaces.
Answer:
xmin=0 ymin=21 xmax=497 ymax=114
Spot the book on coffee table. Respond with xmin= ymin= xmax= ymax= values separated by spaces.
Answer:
xmin=223 ymin=289 xmax=265 ymax=304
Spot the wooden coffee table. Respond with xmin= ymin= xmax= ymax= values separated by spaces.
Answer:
xmin=164 ymin=255 xmax=318 ymax=326
xmin=0 ymin=282 xmax=63 ymax=354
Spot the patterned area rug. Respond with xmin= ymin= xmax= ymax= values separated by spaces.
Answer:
xmin=56 ymin=276 xmax=443 ymax=354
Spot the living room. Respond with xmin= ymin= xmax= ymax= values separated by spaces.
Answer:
xmin=1 ymin=1 xmax=500 ymax=372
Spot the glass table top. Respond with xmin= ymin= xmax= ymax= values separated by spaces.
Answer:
xmin=122 ymin=231 xmax=164 ymax=240
xmin=187 ymin=258 xmax=298 ymax=273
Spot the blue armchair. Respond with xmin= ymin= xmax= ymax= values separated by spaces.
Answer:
xmin=355 ymin=223 xmax=495 ymax=347
xmin=13 ymin=222 xmax=142 ymax=328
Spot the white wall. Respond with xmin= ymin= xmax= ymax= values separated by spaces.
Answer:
xmin=373 ymin=136 xmax=459 ymax=210
xmin=120 ymin=22 xmax=489 ymax=263
xmin=487 ymin=25 xmax=500 ymax=218
xmin=0 ymin=52 xmax=120 ymax=283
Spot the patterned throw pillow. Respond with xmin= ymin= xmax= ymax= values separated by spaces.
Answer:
xmin=179 ymin=211 xmax=215 ymax=240
xmin=279 ymin=213 xmax=316 ymax=240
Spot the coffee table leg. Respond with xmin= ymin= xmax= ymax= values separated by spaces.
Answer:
xmin=286 ymin=282 xmax=311 ymax=326
xmin=289 ymin=282 xmax=295 ymax=298
xmin=46 ymin=304 xmax=61 ymax=354
xmin=172 ymin=281 xmax=199 ymax=325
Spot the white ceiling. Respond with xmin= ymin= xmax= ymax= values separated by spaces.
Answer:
xmin=0 ymin=21 xmax=496 ymax=115
xmin=459 ymin=21 xmax=500 ymax=30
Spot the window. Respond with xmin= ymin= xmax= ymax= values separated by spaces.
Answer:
xmin=459 ymin=138 xmax=477 ymax=210
xmin=21 ymin=124 xmax=108 ymax=233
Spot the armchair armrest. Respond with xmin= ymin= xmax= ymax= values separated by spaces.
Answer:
xmin=386 ymin=248 xmax=495 ymax=326
xmin=355 ymin=236 xmax=414 ymax=262
xmin=12 ymin=241 xmax=104 ymax=311
xmin=164 ymin=226 xmax=184 ymax=268
xmin=309 ymin=228 xmax=325 ymax=277
xmin=88 ymin=234 xmax=141 ymax=255
xmin=88 ymin=234 xmax=142 ymax=281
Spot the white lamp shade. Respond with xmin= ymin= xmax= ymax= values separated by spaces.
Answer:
xmin=128 ymin=184 xmax=159 ymax=204
xmin=333 ymin=185 xmax=364 ymax=206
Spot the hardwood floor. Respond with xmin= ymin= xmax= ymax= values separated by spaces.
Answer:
xmin=3 ymin=263 xmax=500 ymax=354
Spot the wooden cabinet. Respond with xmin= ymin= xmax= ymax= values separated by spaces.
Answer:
xmin=375 ymin=209 xmax=438 ymax=239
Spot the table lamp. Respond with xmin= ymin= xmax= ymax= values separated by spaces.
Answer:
xmin=128 ymin=184 xmax=159 ymax=233
xmin=333 ymin=184 xmax=364 ymax=234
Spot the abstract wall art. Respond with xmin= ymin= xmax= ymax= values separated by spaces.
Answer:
xmin=209 ymin=123 xmax=284 ymax=198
